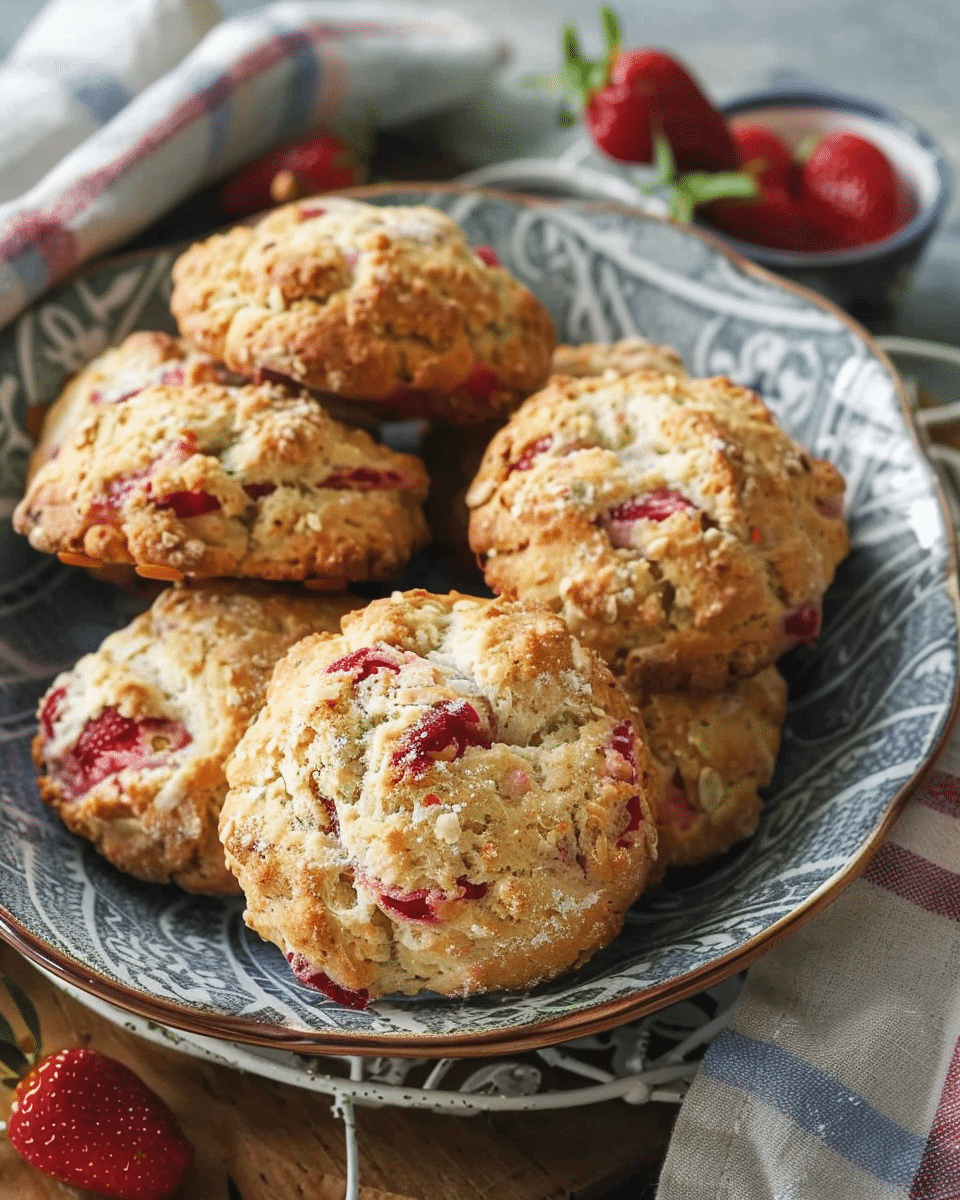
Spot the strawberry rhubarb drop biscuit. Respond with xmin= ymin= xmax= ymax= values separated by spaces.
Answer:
xmin=624 ymin=667 xmax=787 ymax=884
xmin=28 ymin=331 xmax=237 ymax=478
xmin=33 ymin=582 xmax=355 ymax=893
xmin=467 ymin=371 xmax=848 ymax=691
xmin=169 ymin=197 xmax=555 ymax=423
xmin=13 ymin=378 xmax=429 ymax=584
xmin=220 ymin=589 xmax=658 ymax=1006
xmin=552 ymin=337 xmax=688 ymax=380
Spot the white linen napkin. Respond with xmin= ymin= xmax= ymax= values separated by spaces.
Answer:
xmin=0 ymin=0 xmax=221 ymax=204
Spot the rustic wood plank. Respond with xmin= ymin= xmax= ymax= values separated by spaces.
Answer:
xmin=0 ymin=945 xmax=676 ymax=1200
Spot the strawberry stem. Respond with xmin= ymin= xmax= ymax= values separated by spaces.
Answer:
xmin=523 ymin=70 xmax=563 ymax=92
xmin=652 ymin=128 xmax=677 ymax=184
xmin=1 ymin=976 xmax=41 ymax=1058
xmin=794 ymin=132 xmax=820 ymax=164
xmin=646 ymin=129 xmax=758 ymax=222
xmin=0 ymin=975 xmax=42 ymax=1085
xmin=0 ymin=1041 xmax=28 ymax=1078
xmin=557 ymin=102 xmax=579 ymax=128
xmin=561 ymin=25 xmax=584 ymax=69
xmin=599 ymin=5 xmax=622 ymax=54
xmin=557 ymin=15 xmax=610 ymax=120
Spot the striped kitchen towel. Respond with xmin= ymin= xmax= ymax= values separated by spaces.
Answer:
xmin=658 ymin=766 xmax=960 ymax=1199
xmin=0 ymin=0 xmax=503 ymax=331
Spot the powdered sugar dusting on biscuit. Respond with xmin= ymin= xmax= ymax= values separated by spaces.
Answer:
xmin=220 ymin=590 xmax=658 ymax=1002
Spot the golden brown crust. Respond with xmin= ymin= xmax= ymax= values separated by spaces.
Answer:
xmin=33 ymin=582 xmax=355 ymax=893
xmin=467 ymin=371 xmax=849 ymax=691
xmin=421 ymin=341 xmax=687 ymax=560
xmin=169 ymin=198 xmax=556 ymax=423
xmin=624 ymin=667 xmax=787 ymax=883
xmin=220 ymin=589 xmax=657 ymax=1001
xmin=552 ymin=337 xmax=687 ymax=379
xmin=28 ymin=331 xmax=234 ymax=479
xmin=14 ymin=379 xmax=430 ymax=583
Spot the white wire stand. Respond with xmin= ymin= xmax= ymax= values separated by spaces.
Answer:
xmin=47 ymin=968 xmax=738 ymax=1200
xmin=163 ymin=979 xmax=739 ymax=1200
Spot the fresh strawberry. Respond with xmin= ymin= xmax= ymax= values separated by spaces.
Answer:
xmin=559 ymin=8 xmax=736 ymax=171
xmin=0 ymin=977 xmax=192 ymax=1199
xmin=800 ymin=130 xmax=912 ymax=249
xmin=610 ymin=47 xmax=738 ymax=172
xmin=220 ymin=129 xmax=364 ymax=217
xmin=705 ymin=124 xmax=833 ymax=252
xmin=8 ymin=1050 xmax=192 ymax=1199
xmin=730 ymin=122 xmax=798 ymax=190
xmin=707 ymin=125 xmax=914 ymax=252
xmin=706 ymin=183 xmax=833 ymax=252
xmin=585 ymin=80 xmax=654 ymax=162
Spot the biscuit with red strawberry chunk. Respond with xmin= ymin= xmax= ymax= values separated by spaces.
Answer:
xmin=13 ymin=378 xmax=429 ymax=584
xmin=467 ymin=371 xmax=848 ymax=691
xmin=220 ymin=590 xmax=657 ymax=1005
xmin=623 ymin=667 xmax=787 ymax=884
xmin=28 ymin=331 xmax=238 ymax=480
xmin=552 ymin=337 xmax=688 ymax=380
xmin=33 ymin=582 xmax=354 ymax=894
xmin=169 ymin=197 xmax=555 ymax=423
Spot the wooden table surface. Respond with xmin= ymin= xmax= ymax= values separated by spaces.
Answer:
xmin=0 ymin=943 xmax=678 ymax=1200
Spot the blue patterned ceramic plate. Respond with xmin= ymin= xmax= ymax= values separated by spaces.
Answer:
xmin=0 ymin=186 xmax=957 ymax=1055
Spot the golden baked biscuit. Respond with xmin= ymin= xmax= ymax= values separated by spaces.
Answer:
xmin=29 ymin=331 xmax=234 ymax=478
xmin=623 ymin=667 xmax=787 ymax=883
xmin=169 ymin=197 xmax=555 ymax=423
xmin=467 ymin=371 xmax=848 ymax=691
xmin=33 ymin=582 xmax=355 ymax=893
xmin=14 ymin=379 xmax=429 ymax=585
xmin=423 ymin=339 xmax=689 ymax=558
xmin=220 ymin=589 xmax=657 ymax=1006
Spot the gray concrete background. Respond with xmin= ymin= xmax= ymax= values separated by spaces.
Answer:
xmin=2 ymin=0 xmax=958 ymax=341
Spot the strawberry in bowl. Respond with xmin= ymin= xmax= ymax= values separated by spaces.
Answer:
xmin=549 ymin=10 xmax=949 ymax=312
xmin=702 ymin=88 xmax=951 ymax=313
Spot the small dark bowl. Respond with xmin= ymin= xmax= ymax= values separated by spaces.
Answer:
xmin=702 ymin=87 xmax=952 ymax=314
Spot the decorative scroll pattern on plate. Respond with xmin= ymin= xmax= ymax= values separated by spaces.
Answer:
xmin=0 ymin=191 xmax=955 ymax=1047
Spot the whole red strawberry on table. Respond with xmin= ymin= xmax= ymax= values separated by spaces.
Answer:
xmin=560 ymin=7 xmax=915 ymax=254
xmin=0 ymin=975 xmax=192 ymax=1199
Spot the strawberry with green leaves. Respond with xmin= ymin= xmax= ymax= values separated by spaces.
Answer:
xmin=560 ymin=7 xmax=738 ymax=172
xmin=0 ymin=975 xmax=192 ymax=1199
xmin=707 ymin=123 xmax=913 ymax=252
xmin=706 ymin=122 xmax=828 ymax=251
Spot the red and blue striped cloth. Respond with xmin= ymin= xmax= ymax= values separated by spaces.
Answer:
xmin=0 ymin=0 xmax=502 ymax=331
xmin=659 ymin=767 xmax=960 ymax=1199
